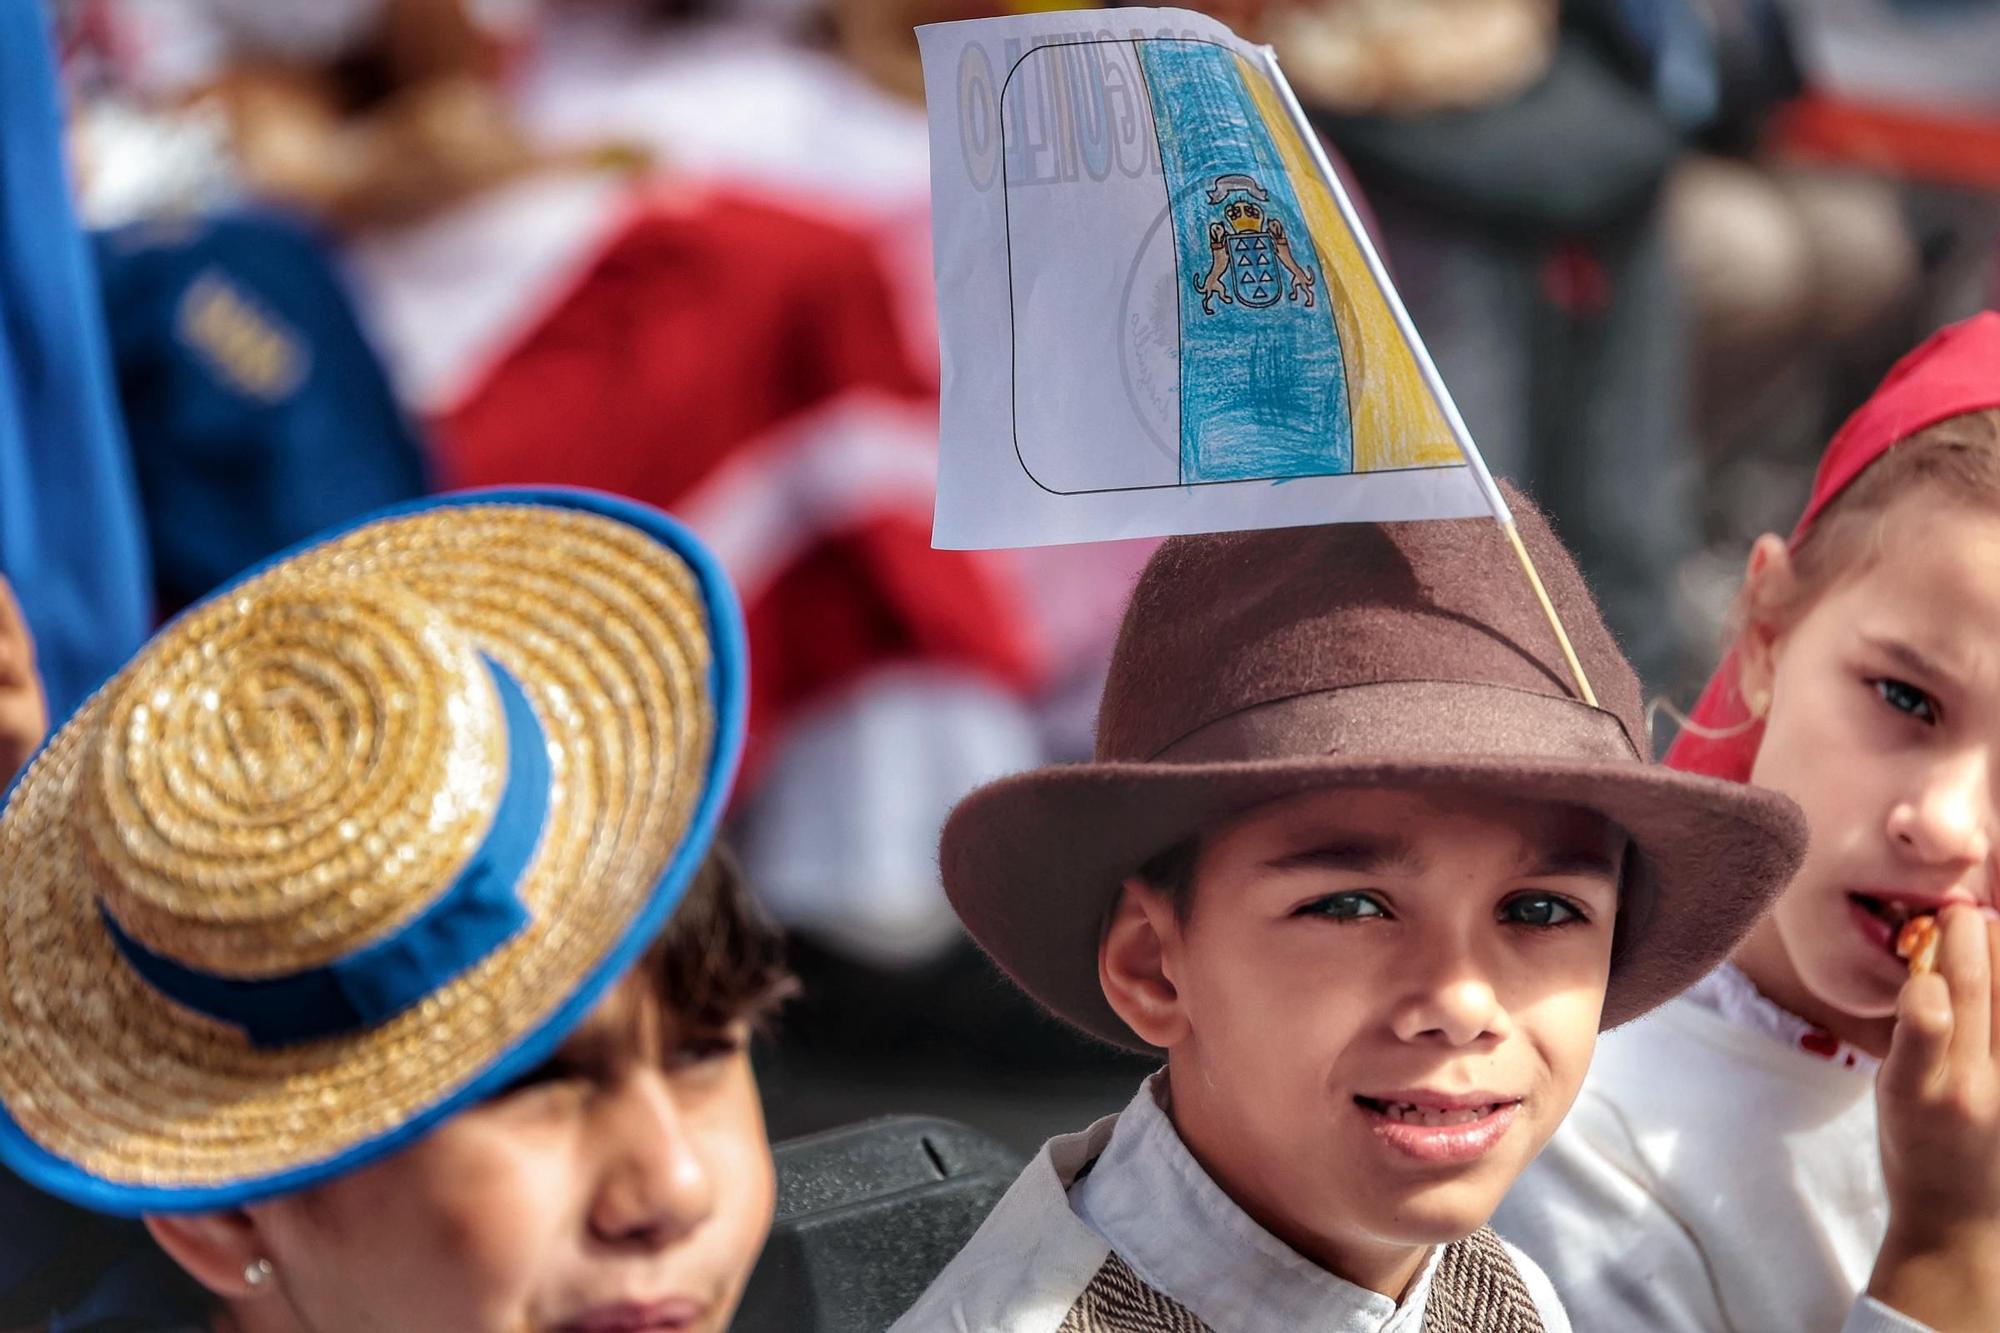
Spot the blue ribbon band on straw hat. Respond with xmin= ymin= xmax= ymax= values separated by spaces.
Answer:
xmin=100 ymin=654 xmax=550 ymax=1049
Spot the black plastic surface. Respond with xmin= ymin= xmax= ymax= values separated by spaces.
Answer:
xmin=731 ymin=1116 xmax=1024 ymax=1332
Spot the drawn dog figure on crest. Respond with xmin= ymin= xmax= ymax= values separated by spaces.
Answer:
xmin=1193 ymin=174 xmax=1316 ymax=315
xmin=1195 ymin=223 xmax=1235 ymax=314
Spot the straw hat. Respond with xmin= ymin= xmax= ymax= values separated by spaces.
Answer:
xmin=0 ymin=488 xmax=745 ymax=1215
xmin=942 ymin=488 xmax=1809 ymax=1051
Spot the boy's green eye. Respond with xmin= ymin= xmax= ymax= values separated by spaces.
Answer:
xmin=1502 ymin=893 xmax=1582 ymax=928
xmin=1299 ymin=891 xmax=1388 ymax=920
xmin=1875 ymin=677 xmax=1938 ymax=724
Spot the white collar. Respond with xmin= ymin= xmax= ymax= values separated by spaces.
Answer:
xmin=1682 ymin=963 xmax=1879 ymax=1075
xmin=1068 ymin=1072 xmax=1439 ymax=1333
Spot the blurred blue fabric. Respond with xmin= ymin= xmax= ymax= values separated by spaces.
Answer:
xmin=0 ymin=1158 xmax=203 ymax=1330
xmin=95 ymin=209 xmax=430 ymax=615
xmin=1613 ymin=0 xmax=1721 ymax=129
xmin=0 ymin=13 xmax=153 ymax=1322
xmin=0 ymin=0 xmax=151 ymax=722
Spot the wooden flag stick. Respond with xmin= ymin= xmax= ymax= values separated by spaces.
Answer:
xmin=1499 ymin=518 xmax=1598 ymax=707
xmin=1259 ymin=50 xmax=1598 ymax=708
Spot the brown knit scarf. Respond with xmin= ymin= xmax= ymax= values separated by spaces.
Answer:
xmin=1054 ymin=1227 xmax=1547 ymax=1333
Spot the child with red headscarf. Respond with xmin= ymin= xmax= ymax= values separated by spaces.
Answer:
xmin=1497 ymin=312 xmax=2000 ymax=1333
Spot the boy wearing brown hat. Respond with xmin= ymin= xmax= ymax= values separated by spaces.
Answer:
xmin=889 ymin=494 xmax=1808 ymax=1332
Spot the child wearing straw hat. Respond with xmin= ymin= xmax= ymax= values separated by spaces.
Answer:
xmin=1497 ymin=313 xmax=2000 ymax=1332
xmin=888 ymin=488 xmax=1809 ymax=1333
xmin=0 ymin=489 xmax=790 ymax=1333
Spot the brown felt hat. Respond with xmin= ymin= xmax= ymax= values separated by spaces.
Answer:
xmin=941 ymin=489 xmax=1807 ymax=1050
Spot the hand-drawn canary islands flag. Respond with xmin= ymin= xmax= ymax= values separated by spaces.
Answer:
xmin=919 ymin=6 xmax=1500 ymax=548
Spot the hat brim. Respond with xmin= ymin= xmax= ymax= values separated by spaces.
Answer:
xmin=942 ymin=754 xmax=1806 ymax=1051
xmin=0 ymin=487 xmax=747 ymax=1215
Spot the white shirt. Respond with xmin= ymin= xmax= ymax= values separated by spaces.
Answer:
xmin=1495 ymin=974 xmax=1931 ymax=1333
xmin=892 ymin=1073 xmax=1571 ymax=1331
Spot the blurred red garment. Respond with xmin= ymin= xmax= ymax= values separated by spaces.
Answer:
xmin=514 ymin=13 xmax=1156 ymax=737
xmin=514 ymin=9 xmax=1169 ymax=955
xmin=518 ymin=16 xmax=945 ymax=388
xmin=430 ymin=186 xmax=1047 ymax=785
xmin=1773 ymin=92 xmax=2000 ymax=192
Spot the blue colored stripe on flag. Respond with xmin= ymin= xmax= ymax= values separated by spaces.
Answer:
xmin=1138 ymin=40 xmax=1352 ymax=485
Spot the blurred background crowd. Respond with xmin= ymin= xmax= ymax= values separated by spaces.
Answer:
xmin=15 ymin=0 xmax=2000 ymax=1152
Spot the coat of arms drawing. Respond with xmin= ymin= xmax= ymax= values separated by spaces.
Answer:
xmin=1193 ymin=174 xmax=1317 ymax=315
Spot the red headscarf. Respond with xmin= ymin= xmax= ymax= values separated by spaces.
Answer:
xmin=1666 ymin=311 xmax=2000 ymax=781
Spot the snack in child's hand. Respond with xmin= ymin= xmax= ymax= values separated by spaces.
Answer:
xmin=1895 ymin=913 xmax=1941 ymax=976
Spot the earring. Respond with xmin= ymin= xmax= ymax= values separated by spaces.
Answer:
xmin=1746 ymin=688 xmax=1770 ymax=719
xmin=244 ymin=1257 xmax=275 ymax=1288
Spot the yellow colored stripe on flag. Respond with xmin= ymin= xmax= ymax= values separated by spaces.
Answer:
xmin=1234 ymin=52 xmax=1461 ymax=474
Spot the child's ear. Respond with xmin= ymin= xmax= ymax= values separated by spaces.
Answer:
xmin=1100 ymin=879 xmax=1190 ymax=1048
xmin=144 ymin=1209 xmax=269 ymax=1300
xmin=1736 ymin=534 xmax=1795 ymax=715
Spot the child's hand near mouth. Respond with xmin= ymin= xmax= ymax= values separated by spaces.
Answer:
xmin=1871 ymin=905 xmax=2000 ymax=1332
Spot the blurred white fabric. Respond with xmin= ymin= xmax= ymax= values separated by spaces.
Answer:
xmin=67 ymin=98 xmax=239 ymax=228
xmin=1788 ymin=0 xmax=2000 ymax=111
xmin=341 ymin=168 xmax=633 ymax=411
xmin=732 ymin=670 xmax=1045 ymax=967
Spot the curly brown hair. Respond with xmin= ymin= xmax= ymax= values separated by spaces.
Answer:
xmin=643 ymin=843 xmax=797 ymax=1037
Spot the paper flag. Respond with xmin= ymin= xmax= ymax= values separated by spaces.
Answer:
xmin=920 ymin=7 xmax=1503 ymax=548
